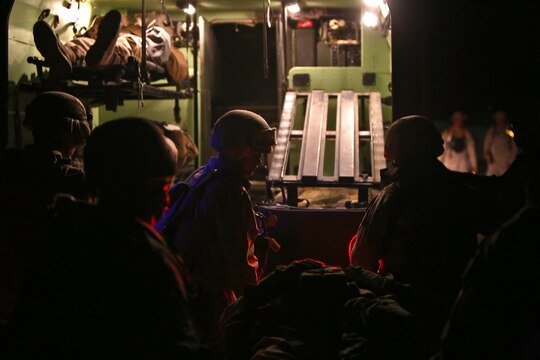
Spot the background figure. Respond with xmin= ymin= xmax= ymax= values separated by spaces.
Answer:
xmin=33 ymin=10 xmax=187 ymax=83
xmin=483 ymin=110 xmax=517 ymax=176
xmin=439 ymin=111 xmax=478 ymax=173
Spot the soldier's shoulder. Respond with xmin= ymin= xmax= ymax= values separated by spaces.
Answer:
xmin=378 ymin=181 xmax=401 ymax=199
xmin=49 ymin=194 xmax=95 ymax=222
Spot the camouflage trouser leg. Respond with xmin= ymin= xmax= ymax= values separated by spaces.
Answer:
xmin=117 ymin=27 xmax=171 ymax=67
xmin=66 ymin=34 xmax=141 ymax=66
xmin=65 ymin=37 xmax=95 ymax=66
xmin=113 ymin=34 xmax=143 ymax=64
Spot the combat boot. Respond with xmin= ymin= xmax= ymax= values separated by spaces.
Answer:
xmin=33 ymin=21 xmax=74 ymax=77
xmin=83 ymin=15 xmax=103 ymax=39
xmin=85 ymin=10 xmax=122 ymax=68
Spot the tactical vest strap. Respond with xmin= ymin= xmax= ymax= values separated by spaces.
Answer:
xmin=160 ymin=169 xmax=221 ymax=241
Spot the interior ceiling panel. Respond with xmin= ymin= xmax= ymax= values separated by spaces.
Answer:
xmin=94 ymin=0 xmax=361 ymax=13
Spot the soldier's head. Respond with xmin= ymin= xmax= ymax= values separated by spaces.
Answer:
xmin=211 ymin=110 xmax=276 ymax=176
xmin=385 ymin=115 xmax=444 ymax=166
xmin=24 ymin=91 xmax=91 ymax=155
xmin=84 ymin=117 xmax=177 ymax=221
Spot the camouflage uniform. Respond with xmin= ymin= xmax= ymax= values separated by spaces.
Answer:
xmin=6 ymin=117 xmax=205 ymax=359
xmin=158 ymin=156 xmax=259 ymax=344
xmin=0 ymin=91 xmax=89 ymax=323
xmin=6 ymin=199 xmax=204 ymax=359
xmin=349 ymin=161 xmax=481 ymax=351
xmin=350 ymin=162 xmax=478 ymax=288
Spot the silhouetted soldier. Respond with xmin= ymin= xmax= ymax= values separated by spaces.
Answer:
xmin=2 ymin=91 xmax=90 ymax=203
xmin=0 ymin=91 xmax=90 ymax=322
xmin=6 ymin=118 xmax=203 ymax=359
xmin=156 ymin=109 xmax=276 ymax=346
xmin=349 ymin=115 xmax=480 ymax=348
xmin=439 ymin=116 xmax=540 ymax=360
xmin=440 ymin=177 xmax=540 ymax=359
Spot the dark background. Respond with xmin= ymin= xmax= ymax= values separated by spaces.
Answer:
xmin=390 ymin=0 xmax=540 ymax=125
xmin=211 ymin=23 xmax=278 ymax=125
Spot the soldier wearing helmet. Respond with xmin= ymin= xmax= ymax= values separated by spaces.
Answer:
xmin=156 ymin=109 xmax=276 ymax=348
xmin=349 ymin=115 xmax=481 ymax=350
xmin=7 ymin=118 xmax=204 ymax=359
xmin=4 ymin=91 xmax=91 ymax=201
xmin=0 ymin=91 xmax=90 ymax=322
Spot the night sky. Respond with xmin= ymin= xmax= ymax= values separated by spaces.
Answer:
xmin=391 ymin=0 xmax=540 ymax=124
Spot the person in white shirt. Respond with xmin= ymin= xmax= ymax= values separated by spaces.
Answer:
xmin=439 ymin=111 xmax=478 ymax=173
xmin=483 ymin=111 xmax=517 ymax=176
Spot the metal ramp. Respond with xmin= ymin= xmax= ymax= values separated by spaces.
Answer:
xmin=268 ymin=90 xmax=386 ymax=206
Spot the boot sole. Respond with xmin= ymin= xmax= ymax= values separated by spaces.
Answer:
xmin=85 ymin=10 xmax=122 ymax=67
xmin=33 ymin=21 xmax=72 ymax=77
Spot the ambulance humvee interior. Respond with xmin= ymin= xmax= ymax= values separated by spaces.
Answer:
xmin=288 ymin=8 xmax=362 ymax=68
xmin=263 ymin=3 xmax=391 ymax=208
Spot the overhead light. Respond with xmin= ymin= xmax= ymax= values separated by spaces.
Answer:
xmin=380 ymin=2 xmax=390 ymax=19
xmin=363 ymin=0 xmax=383 ymax=8
xmin=362 ymin=11 xmax=379 ymax=28
xmin=287 ymin=3 xmax=301 ymax=14
xmin=184 ymin=4 xmax=196 ymax=15
xmin=176 ymin=0 xmax=196 ymax=15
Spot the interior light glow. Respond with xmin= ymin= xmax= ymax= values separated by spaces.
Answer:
xmin=380 ymin=2 xmax=390 ymax=18
xmin=287 ymin=3 xmax=301 ymax=14
xmin=363 ymin=0 xmax=383 ymax=8
xmin=184 ymin=4 xmax=196 ymax=15
xmin=362 ymin=11 xmax=379 ymax=28
xmin=505 ymin=129 xmax=515 ymax=138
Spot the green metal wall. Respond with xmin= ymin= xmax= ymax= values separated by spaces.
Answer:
xmin=287 ymin=13 xmax=392 ymax=123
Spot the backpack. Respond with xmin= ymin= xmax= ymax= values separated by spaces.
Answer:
xmin=156 ymin=169 xmax=221 ymax=247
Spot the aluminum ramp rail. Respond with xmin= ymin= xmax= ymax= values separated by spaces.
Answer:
xmin=268 ymin=90 xmax=386 ymax=206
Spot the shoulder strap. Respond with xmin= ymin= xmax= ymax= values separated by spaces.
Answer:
xmin=159 ymin=169 xmax=221 ymax=240
xmin=180 ymin=168 xmax=223 ymax=215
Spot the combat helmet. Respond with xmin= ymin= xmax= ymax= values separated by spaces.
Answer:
xmin=24 ymin=91 xmax=91 ymax=148
xmin=211 ymin=110 xmax=276 ymax=154
xmin=84 ymin=117 xmax=176 ymax=195
xmin=384 ymin=115 xmax=444 ymax=165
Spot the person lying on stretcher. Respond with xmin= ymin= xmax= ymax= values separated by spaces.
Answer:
xmin=32 ymin=9 xmax=188 ymax=84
